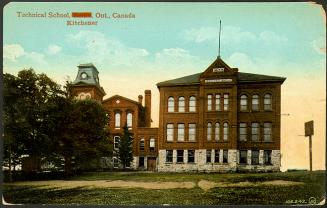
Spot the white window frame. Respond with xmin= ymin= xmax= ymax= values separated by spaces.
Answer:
xmin=240 ymin=95 xmax=248 ymax=111
xmin=207 ymin=94 xmax=212 ymax=111
xmin=127 ymin=112 xmax=132 ymax=129
xmin=239 ymin=123 xmax=247 ymax=141
xmin=252 ymin=95 xmax=259 ymax=111
xmin=168 ymin=97 xmax=175 ymax=112
xmin=189 ymin=96 xmax=196 ymax=112
xmin=188 ymin=123 xmax=196 ymax=141
xmin=264 ymin=94 xmax=272 ymax=110
xmin=215 ymin=94 xmax=221 ymax=111
xmin=224 ymin=94 xmax=229 ymax=111
xmin=263 ymin=122 xmax=272 ymax=142
xmin=166 ymin=124 xmax=174 ymax=142
xmin=207 ymin=122 xmax=212 ymax=141
xmin=178 ymin=97 xmax=185 ymax=112
xmin=115 ymin=112 xmax=121 ymax=129
xmin=223 ymin=123 xmax=229 ymax=141
xmin=251 ymin=122 xmax=259 ymax=141
xmin=177 ymin=123 xmax=185 ymax=141
xmin=215 ymin=122 xmax=220 ymax=141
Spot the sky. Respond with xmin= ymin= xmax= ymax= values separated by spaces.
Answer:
xmin=3 ymin=2 xmax=326 ymax=171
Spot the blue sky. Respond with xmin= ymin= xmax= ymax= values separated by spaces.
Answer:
xmin=3 ymin=2 xmax=326 ymax=170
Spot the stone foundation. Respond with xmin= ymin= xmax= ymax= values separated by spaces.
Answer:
xmin=157 ymin=149 xmax=280 ymax=172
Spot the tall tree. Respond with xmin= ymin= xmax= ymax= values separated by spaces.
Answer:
xmin=118 ymin=124 xmax=134 ymax=169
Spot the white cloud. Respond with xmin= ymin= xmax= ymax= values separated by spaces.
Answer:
xmin=46 ymin=44 xmax=62 ymax=55
xmin=182 ymin=27 xmax=218 ymax=43
xmin=3 ymin=44 xmax=25 ymax=61
xmin=24 ymin=52 xmax=47 ymax=65
xmin=66 ymin=30 xmax=149 ymax=66
xmin=226 ymin=52 xmax=255 ymax=71
xmin=259 ymin=31 xmax=288 ymax=45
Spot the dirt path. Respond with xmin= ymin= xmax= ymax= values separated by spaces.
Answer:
xmin=6 ymin=179 xmax=304 ymax=191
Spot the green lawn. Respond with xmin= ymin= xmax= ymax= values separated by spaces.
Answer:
xmin=3 ymin=170 xmax=325 ymax=205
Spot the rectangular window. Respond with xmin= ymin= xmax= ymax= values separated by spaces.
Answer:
xmin=263 ymin=123 xmax=272 ymax=142
xmin=264 ymin=150 xmax=272 ymax=165
xmin=214 ymin=150 xmax=220 ymax=163
xmin=206 ymin=150 xmax=211 ymax=163
xmin=166 ymin=124 xmax=174 ymax=141
xmin=149 ymin=138 xmax=155 ymax=151
xmin=215 ymin=94 xmax=221 ymax=111
xmin=139 ymin=138 xmax=145 ymax=151
xmin=188 ymin=150 xmax=195 ymax=163
xmin=223 ymin=150 xmax=228 ymax=163
xmin=113 ymin=157 xmax=119 ymax=168
xmin=114 ymin=136 xmax=120 ymax=149
xmin=177 ymin=150 xmax=184 ymax=163
xmin=189 ymin=96 xmax=196 ymax=112
xmin=223 ymin=94 xmax=229 ymax=111
xmin=239 ymin=123 xmax=247 ymax=141
xmin=251 ymin=123 xmax=259 ymax=141
xmin=252 ymin=95 xmax=259 ymax=111
xmin=251 ymin=150 xmax=259 ymax=165
xmin=207 ymin=94 xmax=212 ymax=111
xmin=139 ymin=157 xmax=144 ymax=167
xmin=188 ymin=123 xmax=196 ymax=141
xmin=177 ymin=124 xmax=185 ymax=141
xmin=239 ymin=150 xmax=247 ymax=164
xmin=166 ymin=150 xmax=173 ymax=163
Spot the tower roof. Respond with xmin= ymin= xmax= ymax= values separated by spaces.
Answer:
xmin=72 ymin=63 xmax=106 ymax=95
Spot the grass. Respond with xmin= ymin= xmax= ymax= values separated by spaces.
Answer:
xmin=3 ymin=170 xmax=325 ymax=205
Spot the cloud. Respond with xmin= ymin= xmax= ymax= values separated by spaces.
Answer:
xmin=46 ymin=44 xmax=62 ymax=55
xmin=3 ymin=44 xmax=25 ymax=61
xmin=182 ymin=27 xmax=218 ymax=43
xmin=66 ymin=30 xmax=149 ymax=66
xmin=226 ymin=52 xmax=255 ymax=71
xmin=24 ymin=52 xmax=47 ymax=65
xmin=259 ymin=31 xmax=288 ymax=45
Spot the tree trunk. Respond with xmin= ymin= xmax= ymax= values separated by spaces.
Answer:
xmin=64 ymin=156 xmax=72 ymax=177
xmin=8 ymin=145 xmax=13 ymax=182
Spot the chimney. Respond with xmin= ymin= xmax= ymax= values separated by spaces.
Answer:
xmin=144 ymin=90 xmax=151 ymax=127
xmin=138 ymin=95 xmax=143 ymax=105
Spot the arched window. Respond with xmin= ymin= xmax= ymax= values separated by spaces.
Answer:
xmin=240 ymin=95 xmax=248 ymax=111
xmin=215 ymin=94 xmax=221 ymax=111
xmin=115 ymin=112 xmax=121 ymax=129
xmin=189 ymin=96 xmax=196 ymax=112
xmin=215 ymin=123 xmax=220 ymax=141
xmin=79 ymin=93 xmax=85 ymax=100
xmin=178 ymin=97 xmax=185 ymax=112
xmin=264 ymin=94 xmax=272 ymax=110
xmin=223 ymin=122 xmax=229 ymax=141
xmin=127 ymin=112 xmax=132 ymax=129
xmin=168 ymin=97 xmax=174 ymax=112
xmin=252 ymin=95 xmax=259 ymax=111
xmin=207 ymin=122 xmax=212 ymax=141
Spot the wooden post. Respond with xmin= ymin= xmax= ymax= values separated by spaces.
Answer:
xmin=309 ymin=135 xmax=312 ymax=171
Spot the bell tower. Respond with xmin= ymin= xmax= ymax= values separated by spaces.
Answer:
xmin=70 ymin=63 xmax=106 ymax=102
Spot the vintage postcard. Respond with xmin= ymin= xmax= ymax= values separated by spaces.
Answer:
xmin=2 ymin=1 xmax=326 ymax=206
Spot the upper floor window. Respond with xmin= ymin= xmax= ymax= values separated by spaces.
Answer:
xmin=188 ymin=123 xmax=196 ymax=141
xmin=127 ymin=112 xmax=132 ymax=129
xmin=177 ymin=123 xmax=185 ymax=141
xmin=263 ymin=122 xmax=272 ymax=142
xmin=139 ymin=138 xmax=145 ymax=151
xmin=264 ymin=94 xmax=272 ymax=110
xmin=149 ymin=138 xmax=155 ymax=150
xmin=252 ymin=95 xmax=259 ymax=111
xmin=168 ymin=97 xmax=174 ymax=112
xmin=189 ymin=96 xmax=196 ymax=112
xmin=239 ymin=123 xmax=247 ymax=141
xmin=114 ymin=136 xmax=120 ymax=149
xmin=224 ymin=94 xmax=229 ymax=111
xmin=223 ymin=122 xmax=229 ymax=141
xmin=207 ymin=94 xmax=212 ymax=111
xmin=215 ymin=123 xmax=220 ymax=141
xmin=115 ymin=112 xmax=121 ymax=129
xmin=240 ymin=95 xmax=248 ymax=111
xmin=207 ymin=122 xmax=212 ymax=141
xmin=178 ymin=97 xmax=185 ymax=112
xmin=166 ymin=124 xmax=174 ymax=141
xmin=251 ymin=123 xmax=260 ymax=142
xmin=215 ymin=94 xmax=221 ymax=111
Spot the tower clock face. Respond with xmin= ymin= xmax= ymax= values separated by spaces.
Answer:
xmin=81 ymin=72 xmax=87 ymax=79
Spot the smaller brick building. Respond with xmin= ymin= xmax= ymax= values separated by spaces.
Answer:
xmin=71 ymin=63 xmax=158 ymax=170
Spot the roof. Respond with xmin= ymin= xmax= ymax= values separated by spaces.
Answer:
xmin=156 ymin=72 xmax=286 ymax=87
xmin=102 ymin=94 xmax=142 ymax=106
